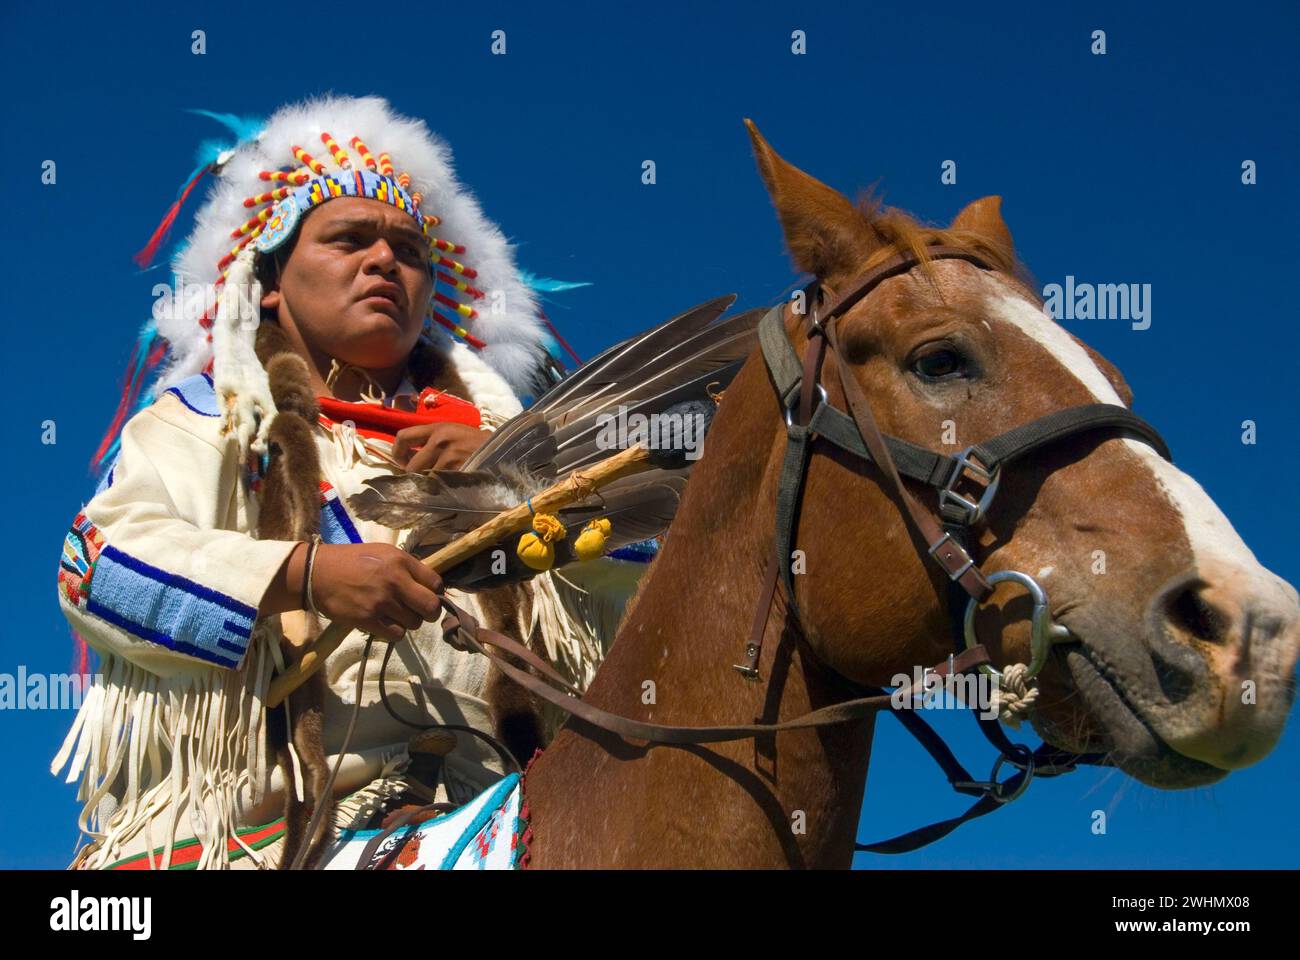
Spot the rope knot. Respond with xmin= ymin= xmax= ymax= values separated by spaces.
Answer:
xmin=990 ymin=662 xmax=1039 ymax=728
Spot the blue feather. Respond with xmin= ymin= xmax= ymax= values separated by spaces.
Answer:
xmin=184 ymin=109 xmax=265 ymax=144
xmin=518 ymin=269 xmax=592 ymax=293
xmin=178 ymin=110 xmax=266 ymax=194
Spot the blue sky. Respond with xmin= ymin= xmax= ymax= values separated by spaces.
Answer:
xmin=1 ymin=0 xmax=1297 ymax=867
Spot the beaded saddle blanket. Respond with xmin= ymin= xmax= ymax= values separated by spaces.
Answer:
xmin=322 ymin=773 xmax=528 ymax=870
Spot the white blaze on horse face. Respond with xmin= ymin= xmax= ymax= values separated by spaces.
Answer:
xmin=983 ymin=286 xmax=1297 ymax=609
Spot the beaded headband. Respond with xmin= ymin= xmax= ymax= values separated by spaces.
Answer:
xmin=253 ymin=170 xmax=421 ymax=254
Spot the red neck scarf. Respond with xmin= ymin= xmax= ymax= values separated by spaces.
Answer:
xmin=316 ymin=387 xmax=481 ymax=443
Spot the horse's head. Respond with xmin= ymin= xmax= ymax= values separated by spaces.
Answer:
xmin=745 ymin=121 xmax=1300 ymax=788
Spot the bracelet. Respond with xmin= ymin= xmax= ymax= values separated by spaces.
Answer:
xmin=301 ymin=535 xmax=323 ymax=615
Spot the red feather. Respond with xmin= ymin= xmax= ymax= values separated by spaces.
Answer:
xmin=133 ymin=165 xmax=211 ymax=269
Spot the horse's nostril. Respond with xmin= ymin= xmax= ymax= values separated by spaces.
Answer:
xmin=1150 ymin=648 xmax=1197 ymax=704
xmin=1165 ymin=582 xmax=1231 ymax=646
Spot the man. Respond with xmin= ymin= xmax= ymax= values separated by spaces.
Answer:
xmin=54 ymin=95 xmax=564 ymax=869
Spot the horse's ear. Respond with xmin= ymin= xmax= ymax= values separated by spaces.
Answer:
xmin=744 ymin=119 xmax=878 ymax=282
xmin=950 ymin=196 xmax=1014 ymax=253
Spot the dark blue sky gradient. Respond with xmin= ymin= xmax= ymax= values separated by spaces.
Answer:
xmin=1 ymin=1 xmax=1296 ymax=867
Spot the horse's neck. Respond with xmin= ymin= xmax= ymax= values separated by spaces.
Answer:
xmin=522 ymin=358 xmax=877 ymax=868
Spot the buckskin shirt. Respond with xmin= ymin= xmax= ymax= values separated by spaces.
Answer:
xmin=54 ymin=341 xmax=524 ymax=869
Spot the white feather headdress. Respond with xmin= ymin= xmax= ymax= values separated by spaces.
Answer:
xmin=98 ymin=94 xmax=559 ymax=471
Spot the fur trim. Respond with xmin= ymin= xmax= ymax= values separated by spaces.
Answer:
xmin=254 ymin=322 xmax=322 ymax=544
xmin=252 ymin=318 xmax=333 ymax=870
xmin=161 ymin=94 xmax=548 ymax=397
xmin=211 ymin=247 xmax=275 ymax=458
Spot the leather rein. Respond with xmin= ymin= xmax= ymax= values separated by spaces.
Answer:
xmin=330 ymin=246 xmax=1174 ymax=865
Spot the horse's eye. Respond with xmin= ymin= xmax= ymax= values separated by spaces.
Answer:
xmin=911 ymin=348 xmax=966 ymax=380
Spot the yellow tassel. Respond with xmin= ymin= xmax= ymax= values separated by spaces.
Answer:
xmin=517 ymin=513 xmax=567 ymax=571
xmin=573 ymin=518 xmax=612 ymax=561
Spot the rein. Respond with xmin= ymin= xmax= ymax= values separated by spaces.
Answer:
xmin=311 ymin=247 xmax=1175 ymax=867
xmin=327 ymin=604 xmax=988 ymax=868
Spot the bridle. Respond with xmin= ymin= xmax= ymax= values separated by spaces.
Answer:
xmin=748 ymin=245 xmax=1172 ymax=852
xmin=331 ymin=246 xmax=1175 ymax=866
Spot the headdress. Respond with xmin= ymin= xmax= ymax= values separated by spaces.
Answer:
xmin=94 ymin=94 xmax=575 ymax=474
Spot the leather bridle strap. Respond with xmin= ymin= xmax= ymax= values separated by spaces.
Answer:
xmin=974 ymin=403 xmax=1171 ymax=467
xmin=816 ymin=247 xmax=994 ymax=325
xmin=821 ymin=322 xmax=993 ymax=599
xmin=806 ymin=397 xmax=1169 ymax=489
xmin=437 ymin=595 xmax=994 ymax=744
xmin=736 ymin=324 xmax=827 ymax=677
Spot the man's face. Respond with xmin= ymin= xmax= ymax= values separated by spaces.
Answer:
xmin=260 ymin=197 xmax=433 ymax=370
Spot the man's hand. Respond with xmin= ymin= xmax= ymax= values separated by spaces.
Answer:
xmin=310 ymin=543 xmax=444 ymax=641
xmin=392 ymin=422 xmax=488 ymax=472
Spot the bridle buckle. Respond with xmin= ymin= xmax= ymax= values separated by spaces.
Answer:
xmin=927 ymin=531 xmax=974 ymax=581
xmin=939 ymin=446 xmax=1001 ymax=526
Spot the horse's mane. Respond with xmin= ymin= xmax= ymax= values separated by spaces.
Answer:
xmin=852 ymin=194 xmax=1039 ymax=301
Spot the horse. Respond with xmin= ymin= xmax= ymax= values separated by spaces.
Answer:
xmin=499 ymin=121 xmax=1300 ymax=869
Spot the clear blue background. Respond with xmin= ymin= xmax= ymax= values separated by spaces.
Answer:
xmin=1 ymin=0 xmax=1296 ymax=868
